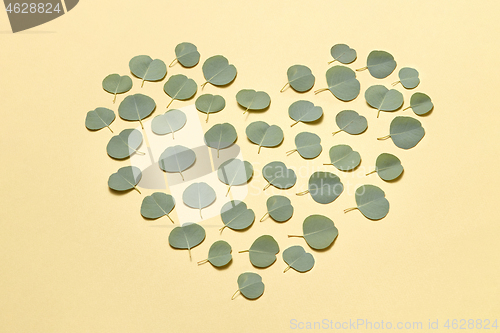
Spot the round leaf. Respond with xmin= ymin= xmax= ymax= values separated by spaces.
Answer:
xmin=334 ymin=110 xmax=367 ymax=135
xmin=308 ymin=171 xmax=344 ymax=204
xmin=283 ymin=245 xmax=315 ymax=273
xmin=108 ymin=166 xmax=142 ymax=192
xmin=302 ymin=215 xmax=338 ymax=250
xmin=389 ymin=116 xmax=425 ymax=149
xmin=151 ymin=109 xmax=187 ymax=138
xmin=266 ymin=195 xmax=293 ymax=222
xmin=158 ymin=145 xmax=196 ymax=180
xmin=182 ymin=182 xmax=216 ymax=217
xmin=140 ymin=192 xmax=175 ymax=221
xmin=168 ymin=223 xmax=206 ymax=258
xmin=195 ymin=94 xmax=226 ymax=122
xmin=365 ymin=85 xmax=404 ymax=117
xmin=118 ymin=93 xmax=156 ymax=127
xmin=204 ymin=123 xmax=237 ymax=156
xmin=218 ymin=158 xmax=253 ymax=191
xmin=286 ymin=65 xmax=315 ymax=92
xmin=262 ymin=161 xmax=297 ymax=190
xmin=202 ymin=55 xmax=237 ymax=86
xmin=366 ymin=50 xmax=397 ymax=79
xmin=129 ymin=55 xmax=167 ymax=85
xmin=330 ymin=44 xmax=357 ymax=64
xmin=174 ymin=42 xmax=200 ymax=68
xmin=374 ymin=153 xmax=403 ymax=181
xmin=245 ymin=121 xmax=284 ymax=153
xmin=163 ymin=74 xmax=197 ymax=104
xmin=294 ymin=132 xmax=322 ymax=159
xmin=206 ymin=240 xmax=232 ymax=267
xmin=328 ymin=144 xmax=361 ymax=171
xmin=325 ymin=65 xmax=360 ymax=101
xmin=106 ymin=128 xmax=143 ymax=160
xmin=288 ymin=100 xmax=323 ymax=126
xmin=245 ymin=235 xmax=279 ymax=268
xmin=102 ymin=74 xmax=132 ymax=102
xmin=221 ymin=200 xmax=255 ymax=231
xmin=85 ymin=107 xmax=115 ymax=132
xmin=236 ymin=89 xmax=271 ymax=112
xmin=398 ymin=67 xmax=419 ymax=89
xmin=407 ymin=92 xmax=433 ymax=115
xmin=354 ymin=185 xmax=389 ymax=220
xmin=236 ymin=272 xmax=264 ymax=300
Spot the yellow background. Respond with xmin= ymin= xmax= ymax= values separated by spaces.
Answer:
xmin=1 ymin=0 xmax=499 ymax=332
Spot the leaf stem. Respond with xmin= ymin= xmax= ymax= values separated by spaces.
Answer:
xmin=166 ymin=214 xmax=174 ymax=224
xmin=199 ymin=209 xmax=203 ymax=219
xmin=167 ymin=98 xmax=174 ymax=108
xmin=288 ymin=235 xmax=304 ymax=238
xmin=226 ymin=186 xmax=231 ymax=197
xmin=377 ymin=110 xmax=381 ymax=118
xmin=133 ymin=186 xmax=141 ymax=194
xmin=238 ymin=250 xmax=249 ymax=253
xmin=169 ymin=58 xmax=178 ymax=67
xmin=197 ymin=259 xmax=209 ymax=265
xmin=391 ymin=81 xmax=400 ymax=86
xmin=286 ymin=149 xmax=297 ymax=156
xmin=219 ymin=226 xmax=226 ymax=233
xmin=403 ymin=106 xmax=411 ymax=111
xmin=134 ymin=149 xmax=146 ymax=156
xmin=366 ymin=170 xmax=377 ymax=176
xmin=296 ymin=190 xmax=309 ymax=196
xmin=290 ymin=120 xmax=299 ymax=127
xmin=263 ymin=183 xmax=271 ymax=191
xmin=260 ymin=212 xmax=269 ymax=222
xmin=332 ymin=130 xmax=342 ymax=136
xmin=107 ymin=125 xmax=114 ymax=133
xmin=201 ymin=81 xmax=209 ymax=89
xmin=377 ymin=135 xmax=391 ymax=140
xmin=323 ymin=163 xmax=333 ymax=166
xmin=356 ymin=66 xmax=368 ymax=71
xmin=344 ymin=207 xmax=358 ymax=213
xmin=179 ymin=171 xmax=185 ymax=181
xmin=328 ymin=59 xmax=337 ymax=64
xmin=113 ymin=94 xmax=117 ymax=104
xmin=280 ymin=82 xmax=289 ymax=93
xmin=314 ymin=88 xmax=329 ymax=95
xmin=139 ymin=118 xmax=144 ymax=129
xmin=283 ymin=265 xmax=291 ymax=273
xmin=188 ymin=248 xmax=192 ymax=260
xmin=231 ymin=290 xmax=240 ymax=300
xmin=258 ymin=146 xmax=262 ymax=154
xmin=206 ymin=112 xmax=210 ymax=122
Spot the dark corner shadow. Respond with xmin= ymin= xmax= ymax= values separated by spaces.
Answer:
xmin=383 ymin=169 xmax=404 ymax=183
xmin=312 ymin=236 xmax=338 ymax=253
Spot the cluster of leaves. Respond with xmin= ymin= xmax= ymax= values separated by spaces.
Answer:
xmin=85 ymin=41 xmax=434 ymax=301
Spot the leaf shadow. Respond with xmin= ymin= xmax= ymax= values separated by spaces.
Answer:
xmin=213 ymin=258 xmax=233 ymax=271
xmin=241 ymin=104 xmax=271 ymax=120
xmin=383 ymin=169 xmax=404 ymax=183
xmin=311 ymin=236 xmax=338 ymax=253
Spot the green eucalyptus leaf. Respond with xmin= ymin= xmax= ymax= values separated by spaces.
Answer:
xmin=218 ymin=158 xmax=253 ymax=195
xmin=291 ymin=132 xmax=322 ymax=159
xmin=204 ymin=123 xmax=237 ymax=157
xmin=361 ymin=50 xmax=397 ymax=79
xmin=327 ymin=144 xmax=361 ymax=171
xmin=288 ymin=100 xmax=323 ymax=127
xmin=163 ymin=74 xmax=197 ymax=108
xmin=381 ymin=116 xmax=425 ymax=149
xmin=106 ymin=128 xmax=143 ymax=160
xmin=151 ymin=109 xmax=187 ymax=138
xmin=334 ymin=110 xmax=367 ymax=135
xmin=290 ymin=215 xmax=338 ymax=250
xmin=182 ymin=182 xmax=216 ymax=218
xmin=102 ymin=74 xmax=132 ymax=103
xmin=140 ymin=192 xmax=175 ymax=222
xmin=241 ymin=235 xmax=279 ymax=268
xmin=236 ymin=89 xmax=271 ymax=113
xmin=405 ymin=92 xmax=433 ymax=115
xmin=345 ymin=185 xmax=389 ymax=220
xmin=129 ymin=55 xmax=167 ymax=87
xmin=234 ymin=272 xmax=264 ymax=300
xmin=317 ymin=65 xmax=360 ymax=101
xmin=200 ymin=240 xmax=232 ymax=267
xmin=118 ymin=93 xmax=156 ymax=129
xmin=396 ymin=67 xmax=419 ymax=89
xmin=365 ymin=85 xmax=404 ymax=118
xmin=85 ymin=107 xmax=115 ymax=132
xmin=262 ymin=161 xmax=297 ymax=190
xmin=282 ymin=245 xmax=315 ymax=273
xmin=195 ymin=94 xmax=226 ymax=122
xmin=307 ymin=171 xmax=344 ymax=204
xmin=158 ymin=145 xmax=196 ymax=180
xmin=284 ymin=65 xmax=315 ymax=92
xmin=168 ymin=223 xmax=205 ymax=259
xmin=263 ymin=195 xmax=293 ymax=222
xmin=368 ymin=153 xmax=403 ymax=181
xmin=108 ymin=166 xmax=142 ymax=193
xmin=172 ymin=42 xmax=200 ymax=68
xmin=202 ymin=55 xmax=237 ymax=87
xmin=220 ymin=200 xmax=255 ymax=232
xmin=245 ymin=121 xmax=284 ymax=153
xmin=330 ymin=44 xmax=357 ymax=64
